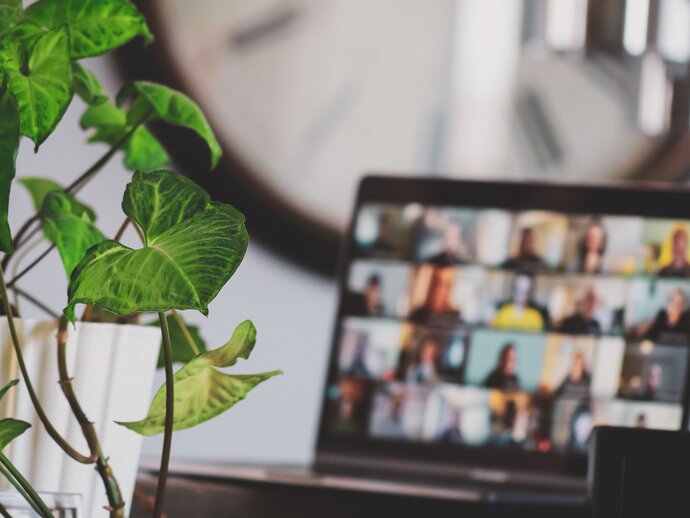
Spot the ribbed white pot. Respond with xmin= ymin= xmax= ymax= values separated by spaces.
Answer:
xmin=0 ymin=319 xmax=161 ymax=518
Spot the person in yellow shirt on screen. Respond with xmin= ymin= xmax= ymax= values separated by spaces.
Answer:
xmin=492 ymin=273 xmax=545 ymax=332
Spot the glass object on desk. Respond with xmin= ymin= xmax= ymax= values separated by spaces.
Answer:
xmin=0 ymin=491 xmax=81 ymax=517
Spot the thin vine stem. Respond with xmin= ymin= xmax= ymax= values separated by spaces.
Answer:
xmin=0 ymin=459 xmax=43 ymax=516
xmin=0 ymin=263 xmax=97 ymax=464
xmin=171 ymin=310 xmax=200 ymax=356
xmin=0 ymin=502 xmax=10 ymax=518
xmin=2 ymin=115 xmax=150 ymax=271
xmin=0 ymin=453 xmax=54 ymax=518
xmin=56 ymin=318 xmax=125 ymax=518
xmin=6 ymin=244 xmax=55 ymax=288
xmin=11 ymin=286 xmax=59 ymax=320
xmin=113 ymin=217 xmax=132 ymax=241
xmin=153 ymin=312 xmax=174 ymax=518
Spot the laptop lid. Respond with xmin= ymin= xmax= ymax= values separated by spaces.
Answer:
xmin=315 ymin=175 xmax=690 ymax=484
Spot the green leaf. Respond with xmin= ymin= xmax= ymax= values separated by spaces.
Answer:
xmin=65 ymin=170 xmax=248 ymax=322
xmin=41 ymin=191 xmax=106 ymax=277
xmin=5 ymin=28 xmax=73 ymax=148
xmin=0 ymin=381 xmax=29 ymax=451
xmin=72 ymin=63 xmax=107 ymax=105
xmin=0 ymin=379 xmax=18 ymax=402
xmin=23 ymin=0 xmax=152 ymax=59
xmin=117 ymin=82 xmax=221 ymax=168
xmin=80 ymin=102 xmax=126 ymax=129
xmin=0 ymin=419 xmax=30 ymax=450
xmin=19 ymin=177 xmax=96 ymax=220
xmin=0 ymin=0 xmax=22 ymax=34
xmin=152 ymin=314 xmax=208 ymax=368
xmin=123 ymin=126 xmax=169 ymax=171
xmin=81 ymin=102 xmax=170 ymax=171
xmin=0 ymin=82 xmax=19 ymax=253
xmin=118 ymin=320 xmax=281 ymax=435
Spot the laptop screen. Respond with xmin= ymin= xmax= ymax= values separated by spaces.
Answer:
xmin=318 ymin=177 xmax=690 ymax=475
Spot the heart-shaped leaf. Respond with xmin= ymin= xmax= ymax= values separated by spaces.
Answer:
xmin=119 ymin=320 xmax=281 ymax=435
xmin=0 ymin=419 xmax=29 ymax=450
xmin=20 ymin=177 xmax=95 ymax=219
xmin=72 ymin=62 xmax=107 ymax=106
xmin=5 ymin=27 xmax=73 ymax=148
xmin=117 ymin=81 xmax=221 ymax=168
xmin=151 ymin=314 xmax=208 ymax=368
xmin=0 ymin=81 xmax=19 ymax=253
xmin=81 ymin=101 xmax=170 ymax=171
xmin=0 ymin=0 xmax=22 ymax=34
xmin=23 ymin=0 xmax=152 ymax=59
xmin=65 ymin=170 xmax=248 ymax=321
xmin=41 ymin=191 xmax=106 ymax=277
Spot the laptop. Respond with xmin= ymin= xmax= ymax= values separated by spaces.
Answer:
xmin=154 ymin=176 xmax=690 ymax=506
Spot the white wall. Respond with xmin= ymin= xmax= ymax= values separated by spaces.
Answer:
xmin=11 ymin=56 xmax=336 ymax=466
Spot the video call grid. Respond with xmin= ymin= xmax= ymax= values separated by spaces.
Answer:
xmin=326 ymin=204 xmax=690 ymax=456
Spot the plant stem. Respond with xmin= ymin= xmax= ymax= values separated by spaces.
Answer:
xmin=55 ymin=317 xmax=125 ymax=517
xmin=114 ymin=217 xmax=132 ymax=241
xmin=0 ymin=453 xmax=54 ymax=518
xmin=2 ymin=118 xmax=148 ymax=271
xmin=0 ymin=459 xmax=44 ymax=516
xmin=6 ymin=244 xmax=55 ymax=288
xmin=0 ymin=502 xmax=10 ymax=518
xmin=153 ymin=312 xmax=174 ymax=518
xmin=66 ymin=121 xmax=143 ymax=196
xmin=0 ymin=263 xmax=97 ymax=464
xmin=171 ymin=310 xmax=200 ymax=356
xmin=11 ymin=286 xmax=60 ymax=320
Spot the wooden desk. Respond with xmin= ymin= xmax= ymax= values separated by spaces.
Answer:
xmin=132 ymin=474 xmax=590 ymax=518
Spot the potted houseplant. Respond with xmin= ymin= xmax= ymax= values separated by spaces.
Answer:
xmin=0 ymin=1 xmax=281 ymax=517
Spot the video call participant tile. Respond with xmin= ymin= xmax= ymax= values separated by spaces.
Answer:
xmin=395 ymin=324 xmax=470 ymax=385
xmin=617 ymin=341 xmax=688 ymax=403
xmin=464 ymin=329 xmax=547 ymax=393
xmin=337 ymin=318 xmax=402 ymax=380
xmin=421 ymin=385 xmax=491 ymax=446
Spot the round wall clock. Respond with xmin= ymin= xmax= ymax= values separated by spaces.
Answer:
xmin=119 ymin=1 xmax=680 ymax=276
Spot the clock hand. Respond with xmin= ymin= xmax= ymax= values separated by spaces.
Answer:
xmin=230 ymin=4 xmax=304 ymax=51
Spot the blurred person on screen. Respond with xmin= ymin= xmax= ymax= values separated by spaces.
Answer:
xmin=375 ymin=391 xmax=406 ymax=438
xmin=346 ymin=334 xmax=371 ymax=378
xmin=555 ymin=351 xmax=591 ymax=397
xmin=567 ymin=403 xmax=593 ymax=453
xmin=484 ymin=343 xmax=521 ymax=390
xmin=405 ymin=336 xmax=441 ymax=384
xmin=426 ymin=222 xmax=471 ymax=266
xmin=635 ymin=413 xmax=647 ymax=428
xmin=332 ymin=396 xmax=361 ymax=435
xmin=492 ymin=274 xmax=545 ymax=331
xmin=637 ymin=363 xmax=663 ymax=401
xmin=439 ymin=408 xmax=464 ymax=444
xmin=658 ymin=228 xmax=690 ymax=277
xmin=491 ymin=399 xmax=519 ymax=446
xmin=409 ymin=267 xmax=461 ymax=323
xmin=640 ymin=289 xmax=690 ymax=343
xmin=578 ymin=219 xmax=607 ymax=274
xmin=558 ymin=287 xmax=601 ymax=335
xmin=502 ymin=228 xmax=545 ymax=272
xmin=346 ymin=273 xmax=385 ymax=317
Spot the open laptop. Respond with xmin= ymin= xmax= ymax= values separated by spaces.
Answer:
xmin=155 ymin=176 xmax=690 ymax=505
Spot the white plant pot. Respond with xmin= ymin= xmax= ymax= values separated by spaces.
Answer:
xmin=0 ymin=319 xmax=161 ymax=518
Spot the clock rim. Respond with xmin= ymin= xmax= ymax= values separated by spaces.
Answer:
xmin=115 ymin=0 xmax=341 ymax=277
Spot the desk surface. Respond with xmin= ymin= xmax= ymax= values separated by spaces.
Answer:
xmin=132 ymin=474 xmax=590 ymax=518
